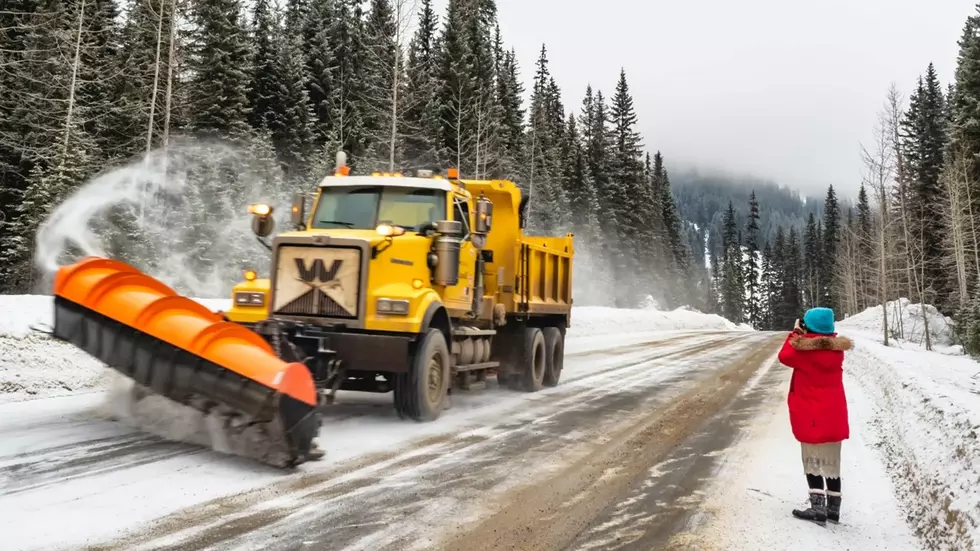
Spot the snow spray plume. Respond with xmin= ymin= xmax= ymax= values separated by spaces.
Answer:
xmin=34 ymin=137 xmax=296 ymax=297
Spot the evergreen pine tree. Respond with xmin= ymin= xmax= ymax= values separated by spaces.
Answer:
xmin=77 ymin=0 xmax=128 ymax=158
xmin=524 ymin=45 xmax=570 ymax=235
xmin=722 ymin=200 xmax=739 ymax=260
xmin=299 ymin=0 xmax=337 ymax=148
xmin=495 ymin=49 xmax=525 ymax=178
xmin=770 ymin=227 xmax=787 ymax=327
xmin=402 ymin=0 xmax=442 ymax=168
xmin=856 ymin=182 xmax=873 ymax=307
xmin=186 ymin=0 xmax=252 ymax=138
xmin=0 ymin=1 xmax=106 ymax=291
xmin=781 ymin=227 xmax=804 ymax=326
xmin=821 ymin=185 xmax=841 ymax=314
xmin=271 ymin=33 xmax=317 ymax=176
xmin=0 ymin=0 xmax=43 ymax=233
xmin=759 ymin=241 xmax=774 ymax=329
xmin=662 ymin=165 xmax=692 ymax=307
xmin=607 ymin=69 xmax=650 ymax=305
xmin=247 ymin=0 xmax=281 ymax=131
xmin=329 ymin=0 xmax=369 ymax=162
xmin=361 ymin=0 xmax=400 ymax=170
xmin=580 ymin=86 xmax=617 ymax=262
xmin=803 ymin=212 xmax=822 ymax=308
xmin=902 ymin=63 xmax=948 ymax=303
xmin=745 ymin=191 xmax=761 ymax=326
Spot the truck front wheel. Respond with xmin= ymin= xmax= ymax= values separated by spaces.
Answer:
xmin=395 ymin=329 xmax=450 ymax=421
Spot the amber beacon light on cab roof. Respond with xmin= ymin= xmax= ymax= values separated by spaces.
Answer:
xmin=48 ymin=151 xmax=574 ymax=468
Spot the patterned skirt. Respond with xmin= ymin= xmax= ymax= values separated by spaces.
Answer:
xmin=801 ymin=442 xmax=842 ymax=478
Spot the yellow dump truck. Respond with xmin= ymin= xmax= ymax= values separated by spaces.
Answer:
xmin=225 ymin=153 xmax=574 ymax=421
xmin=47 ymin=152 xmax=573 ymax=467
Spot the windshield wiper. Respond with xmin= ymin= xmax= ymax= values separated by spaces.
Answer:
xmin=318 ymin=220 xmax=355 ymax=227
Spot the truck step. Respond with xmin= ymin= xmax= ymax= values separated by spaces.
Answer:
xmin=454 ymin=361 xmax=500 ymax=372
xmin=452 ymin=327 xmax=497 ymax=337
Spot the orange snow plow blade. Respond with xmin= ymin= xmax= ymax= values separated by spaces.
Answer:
xmin=50 ymin=256 xmax=319 ymax=468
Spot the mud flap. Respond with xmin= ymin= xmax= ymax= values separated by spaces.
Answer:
xmin=50 ymin=256 xmax=319 ymax=468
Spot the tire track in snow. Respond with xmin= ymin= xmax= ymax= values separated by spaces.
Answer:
xmin=436 ymin=333 xmax=784 ymax=551
xmin=0 ymin=433 xmax=201 ymax=496
xmin=0 ymin=332 xmax=711 ymax=503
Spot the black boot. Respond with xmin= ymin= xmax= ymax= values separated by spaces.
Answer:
xmin=792 ymin=491 xmax=827 ymax=525
xmin=826 ymin=491 xmax=841 ymax=523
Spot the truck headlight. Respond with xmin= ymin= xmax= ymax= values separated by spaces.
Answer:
xmin=234 ymin=292 xmax=266 ymax=306
xmin=376 ymin=298 xmax=409 ymax=315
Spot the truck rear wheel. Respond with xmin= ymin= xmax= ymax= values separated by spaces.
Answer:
xmin=521 ymin=327 xmax=546 ymax=392
xmin=542 ymin=327 xmax=564 ymax=387
xmin=395 ymin=329 xmax=450 ymax=421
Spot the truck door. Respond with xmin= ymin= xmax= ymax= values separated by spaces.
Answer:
xmin=441 ymin=193 xmax=476 ymax=312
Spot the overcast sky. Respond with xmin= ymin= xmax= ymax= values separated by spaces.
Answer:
xmin=431 ymin=0 xmax=976 ymax=197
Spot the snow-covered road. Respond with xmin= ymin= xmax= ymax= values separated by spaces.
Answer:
xmin=0 ymin=296 xmax=943 ymax=551
xmin=1 ymin=323 xmax=761 ymax=551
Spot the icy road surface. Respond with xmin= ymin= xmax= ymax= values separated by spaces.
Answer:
xmin=0 ymin=329 xmax=920 ymax=551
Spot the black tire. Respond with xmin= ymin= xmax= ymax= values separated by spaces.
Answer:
xmin=521 ymin=327 xmax=546 ymax=392
xmin=394 ymin=329 xmax=450 ymax=421
xmin=542 ymin=327 xmax=564 ymax=387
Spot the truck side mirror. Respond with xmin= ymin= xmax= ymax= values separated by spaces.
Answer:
xmin=475 ymin=196 xmax=493 ymax=234
xmin=290 ymin=192 xmax=306 ymax=229
xmin=248 ymin=203 xmax=276 ymax=237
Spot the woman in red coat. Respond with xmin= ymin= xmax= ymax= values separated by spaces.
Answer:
xmin=777 ymin=306 xmax=852 ymax=526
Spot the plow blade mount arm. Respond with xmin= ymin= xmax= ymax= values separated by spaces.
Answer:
xmin=50 ymin=257 xmax=319 ymax=468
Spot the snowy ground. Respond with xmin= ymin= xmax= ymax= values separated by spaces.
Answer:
xmin=684 ymin=346 xmax=921 ymax=550
xmin=837 ymin=301 xmax=980 ymax=551
xmin=0 ymin=293 xmax=753 ymax=550
xmin=2 ymin=293 xmax=974 ymax=550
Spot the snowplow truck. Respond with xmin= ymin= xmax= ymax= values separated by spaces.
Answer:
xmin=47 ymin=153 xmax=572 ymax=468
xmin=225 ymin=155 xmax=574 ymax=421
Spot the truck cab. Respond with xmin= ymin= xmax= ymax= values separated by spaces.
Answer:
xmin=223 ymin=155 xmax=573 ymax=422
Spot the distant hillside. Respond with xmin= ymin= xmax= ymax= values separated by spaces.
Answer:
xmin=671 ymin=169 xmax=850 ymax=265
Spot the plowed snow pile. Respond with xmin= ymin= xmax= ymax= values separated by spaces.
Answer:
xmin=839 ymin=297 xmax=955 ymax=348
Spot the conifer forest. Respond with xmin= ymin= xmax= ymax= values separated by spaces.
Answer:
xmin=3 ymin=0 xmax=980 ymax=355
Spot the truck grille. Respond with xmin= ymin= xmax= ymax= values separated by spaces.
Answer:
xmin=271 ymin=244 xmax=363 ymax=319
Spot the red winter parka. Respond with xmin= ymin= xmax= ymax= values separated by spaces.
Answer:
xmin=777 ymin=332 xmax=853 ymax=444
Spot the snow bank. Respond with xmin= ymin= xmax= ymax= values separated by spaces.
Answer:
xmin=848 ymin=336 xmax=980 ymax=550
xmin=839 ymin=298 xmax=955 ymax=348
xmin=567 ymin=305 xmax=748 ymax=337
xmin=0 ymin=294 xmax=748 ymax=404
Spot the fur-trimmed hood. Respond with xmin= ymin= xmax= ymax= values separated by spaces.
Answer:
xmin=789 ymin=333 xmax=853 ymax=352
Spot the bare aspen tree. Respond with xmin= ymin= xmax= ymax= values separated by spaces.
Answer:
xmin=161 ymin=0 xmax=178 ymax=148
xmin=885 ymin=85 xmax=909 ymax=340
xmin=860 ymin=88 xmax=901 ymax=346
xmin=835 ymin=223 xmax=861 ymax=317
xmin=145 ymin=0 xmax=167 ymax=156
xmin=943 ymin=146 xmax=974 ymax=307
xmin=359 ymin=0 xmax=418 ymax=172
xmin=60 ymin=0 xmax=86 ymax=162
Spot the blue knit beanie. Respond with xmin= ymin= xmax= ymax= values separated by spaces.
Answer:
xmin=803 ymin=307 xmax=835 ymax=335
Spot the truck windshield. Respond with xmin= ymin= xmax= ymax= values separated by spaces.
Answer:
xmin=311 ymin=185 xmax=446 ymax=231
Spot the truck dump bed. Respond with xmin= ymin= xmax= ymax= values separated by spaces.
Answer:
xmin=515 ymin=235 xmax=573 ymax=316
xmin=461 ymin=179 xmax=573 ymax=322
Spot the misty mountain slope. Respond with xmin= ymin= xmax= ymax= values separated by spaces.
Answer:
xmin=671 ymin=170 xmax=851 ymax=261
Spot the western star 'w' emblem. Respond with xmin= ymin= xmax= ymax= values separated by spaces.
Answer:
xmin=295 ymin=258 xmax=343 ymax=283
xmin=274 ymin=245 xmax=361 ymax=318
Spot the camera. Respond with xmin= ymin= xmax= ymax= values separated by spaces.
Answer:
xmin=797 ymin=316 xmax=808 ymax=333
